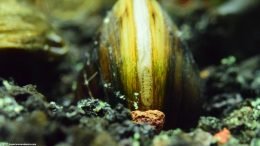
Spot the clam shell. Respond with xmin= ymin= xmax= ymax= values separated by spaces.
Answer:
xmin=0 ymin=0 xmax=67 ymax=58
xmin=79 ymin=0 xmax=202 ymax=128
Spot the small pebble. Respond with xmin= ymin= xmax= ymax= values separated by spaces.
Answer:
xmin=131 ymin=110 xmax=165 ymax=131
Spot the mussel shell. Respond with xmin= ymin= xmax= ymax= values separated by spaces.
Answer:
xmin=0 ymin=0 xmax=67 ymax=58
xmin=0 ymin=0 xmax=67 ymax=96
xmin=78 ymin=0 xmax=202 ymax=128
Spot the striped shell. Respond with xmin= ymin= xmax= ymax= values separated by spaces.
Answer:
xmin=79 ymin=0 xmax=202 ymax=128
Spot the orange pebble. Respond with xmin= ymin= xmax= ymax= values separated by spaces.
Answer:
xmin=131 ymin=110 xmax=165 ymax=131
xmin=214 ymin=128 xmax=231 ymax=145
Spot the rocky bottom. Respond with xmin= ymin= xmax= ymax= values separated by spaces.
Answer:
xmin=0 ymin=56 xmax=259 ymax=146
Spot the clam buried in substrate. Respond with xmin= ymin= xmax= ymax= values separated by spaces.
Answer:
xmin=77 ymin=0 xmax=202 ymax=128
xmin=0 ymin=0 xmax=67 ymax=95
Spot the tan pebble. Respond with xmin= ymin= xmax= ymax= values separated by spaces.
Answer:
xmin=131 ymin=110 xmax=165 ymax=131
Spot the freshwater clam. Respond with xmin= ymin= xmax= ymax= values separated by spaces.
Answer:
xmin=77 ymin=0 xmax=202 ymax=128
